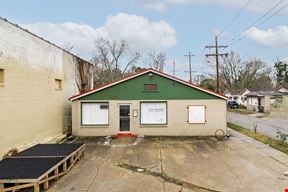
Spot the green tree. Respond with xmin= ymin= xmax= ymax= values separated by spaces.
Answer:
xmin=274 ymin=60 xmax=288 ymax=87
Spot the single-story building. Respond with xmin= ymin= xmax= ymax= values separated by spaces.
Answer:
xmin=223 ymin=88 xmax=251 ymax=106
xmin=246 ymin=90 xmax=283 ymax=112
xmin=70 ymin=69 xmax=227 ymax=137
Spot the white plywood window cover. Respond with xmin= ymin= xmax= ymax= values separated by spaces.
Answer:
xmin=141 ymin=102 xmax=167 ymax=124
xmin=82 ymin=103 xmax=109 ymax=125
xmin=188 ymin=105 xmax=206 ymax=124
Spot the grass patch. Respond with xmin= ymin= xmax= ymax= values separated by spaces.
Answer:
xmin=227 ymin=122 xmax=288 ymax=155
xmin=228 ymin=108 xmax=255 ymax=115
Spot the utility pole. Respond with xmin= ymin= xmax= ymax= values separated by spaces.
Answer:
xmin=172 ymin=59 xmax=176 ymax=77
xmin=205 ymin=36 xmax=228 ymax=93
xmin=184 ymin=52 xmax=195 ymax=83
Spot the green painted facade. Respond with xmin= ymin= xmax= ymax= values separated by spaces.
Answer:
xmin=78 ymin=72 xmax=222 ymax=100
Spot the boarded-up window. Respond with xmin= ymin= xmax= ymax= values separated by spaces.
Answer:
xmin=81 ymin=103 xmax=109 ymax=125
xmin=0 ymin=69 xmax=4 ymax=84
xmin=55 ymin=79 xmax=62 ymax=90
xmin=144 ymin=84 xmax=157 ymax=91
xmin=141 ymin=102 xmax=167 ymax=124
xmin=188 ymin=105 xmax=206 ymax=124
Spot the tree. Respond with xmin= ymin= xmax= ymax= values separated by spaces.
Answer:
xmin=200 ymin=78 xmax=216 ymax=91
xmin=220 ymin=51 xmax=242 ymax=91
xmin=91 ymin=38 xmax=141 ymax=87
xmin=147 ymin=51 xmax=166 ymax=71
xmin=61 ymin=42 xmax=93 ymax=93
xmin=75 ymin=57 xmax=93 ymax=93
xmin=239 ymin=59 xmax=273 ymax=89
xmin=219 ymin=51 xmax=273 ymax=92
xmin=274 ymin=59 xmax=288 ymax=87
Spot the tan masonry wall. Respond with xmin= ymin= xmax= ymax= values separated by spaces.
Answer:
xmin=72 ymin=99 xmax=227 ymax=136
xmin=0 ymin=19 xmax=79 ymax=159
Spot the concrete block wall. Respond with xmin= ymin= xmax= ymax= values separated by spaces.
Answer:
xmin=0 ymin=19 xmax=79 ymax=158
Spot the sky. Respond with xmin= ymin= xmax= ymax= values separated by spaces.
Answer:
xmin=1 ymin=0 xmax=288 ymax=81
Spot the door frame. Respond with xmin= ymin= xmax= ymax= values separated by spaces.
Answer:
xmin=118 ymin=103 xmax=131 ymax=133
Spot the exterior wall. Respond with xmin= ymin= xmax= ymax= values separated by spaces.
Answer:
xmin=270 ymin=96 xmax=288 ymax=118
xmin=247 ymin=97 xmax=259 ymax=111
xmin=247 ymin=96 xmax=271 ymax=112
xmin=72 ymin=99 xmax=227 ymax=136
xmin=0 ymin=19 xmax=79 ymax=158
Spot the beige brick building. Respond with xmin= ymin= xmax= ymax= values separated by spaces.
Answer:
xmin=0 ymin=18 xmax=92 ymax=159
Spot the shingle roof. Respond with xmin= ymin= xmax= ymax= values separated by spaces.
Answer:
xmin=246 ymin=91 xmax=283 ymax=96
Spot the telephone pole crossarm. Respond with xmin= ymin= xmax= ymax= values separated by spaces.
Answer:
xmin=205 ymin=45 xmax=227 ymax=49
xmin=204 ymin=36 xmax=228 ymax=93
xmin=205 ymin=53 xmax=228 ymax=57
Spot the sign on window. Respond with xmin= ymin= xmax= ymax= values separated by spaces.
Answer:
xmin=141 ymin=102 xmax=167 ymax=124
xmin=188 ymin=105 xmax=206 ymax=124
xmin=81 ymin=103 xmax=109 ymax=125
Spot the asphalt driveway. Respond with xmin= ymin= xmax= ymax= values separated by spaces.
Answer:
xmin=48 ymin=131 xmax=288 ymax=192
xmin=227 ymin=112 xmax=288 ymax=139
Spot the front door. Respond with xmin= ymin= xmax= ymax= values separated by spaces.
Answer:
xmin=119 ymin=105 xmax=130 ymax=132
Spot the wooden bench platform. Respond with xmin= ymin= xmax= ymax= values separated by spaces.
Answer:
xmin=0 ymin=143 xmax=85 ymax=192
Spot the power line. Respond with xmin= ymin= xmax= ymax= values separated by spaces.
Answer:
xmin=218 ymin=0 xmax=253 ymax=37
xmin=242 ymin=0 xmax=284 ymax=33
xmin=256 ymin=3 xmax=288 ymax=27
xmin=228 ymin=1 xmax=288 ymax=47
xmin=225 ymin=0 xmax=285 ymax=47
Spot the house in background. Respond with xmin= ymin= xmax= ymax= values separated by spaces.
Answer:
xmin=70 ymin=69 xmax=227 ymax=137
xmin=223 ymin=89 xmax=248 ymax=106
xmin=0 ymin=17 xmax=92 ymax=159
xmin=246 ymin=89 xmax=286 ymax=114
xmin=276 ymin=86 xmax=288 ymax=94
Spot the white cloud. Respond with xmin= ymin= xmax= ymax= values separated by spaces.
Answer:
xmin=21 ymin=13 xmax=177 ymax=57
xmin=138 ymin=0 xmax=166 ymax=12
xmin=243 ymin=26 xmax=288 ymax=48
xmin=138 ymin=0 xmax=288 ymax=13
xmin=104 ymin=13 xmax=176 ymax=50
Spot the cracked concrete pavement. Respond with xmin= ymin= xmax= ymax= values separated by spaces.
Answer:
xmin=48 ymin=132 xmax=288 ymax=192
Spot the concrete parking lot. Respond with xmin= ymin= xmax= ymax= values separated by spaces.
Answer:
xmin=48 ymin=130 xmax=288 ymax=192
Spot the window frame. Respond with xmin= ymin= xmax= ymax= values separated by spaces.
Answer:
xmin=187 ymin=105 xmax=206 ymax=124
xmin=143 ymin=84 xmax=158 ymax=91
xmin=140 ymin=101 xmax=168 ymax=125
xmin=0 ymin=68 xmax=5 ymax=86
xmin=54 ymin=78 xmax=62 ymax=91
xmin=81 ymin=102 xmax=109 ymax=126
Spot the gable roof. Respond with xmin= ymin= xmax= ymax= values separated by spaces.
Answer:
xmin=0 ymin=16 xmax=92 ymax=66
xmin=246 ymin=91 xmax=283 ymax=97
xmin=70 ymin=68 xmax=227 ymax=101
xmin=223 ymin=89 xmax=239 ymax=95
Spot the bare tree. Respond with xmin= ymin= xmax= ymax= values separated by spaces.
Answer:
xmin=62 ymin=41 xmax=74 ymax=52
xmin=75 ymin=57 xmax=93 ymax=93
xmin=220 ymin=51 xmax=272 ymax=92
xmin=240 ymin=59 xmax=273 ymax=89
xmin=147 ymin=51 xmax=166 ymax=71
xmin=91 ymin=38 xmax=141 ymax=87
xmin=220 ymin=51 xmax=243 ymax=91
